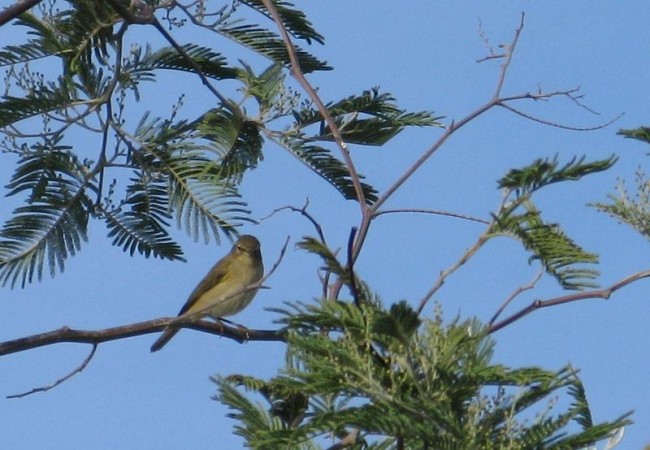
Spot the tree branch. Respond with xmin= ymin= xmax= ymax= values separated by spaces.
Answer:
xmin=416 ymin=194 xmax=510 ymax=315
xmin=0 ymin=0 xmax=41 ymax=27
xmin=374 ymin=208 xmax=490 ymax=225
xmin=489 ymin=268 xmax=543 ymax=326
xmin=0 ymin=318 xmax=287 ymax=357
xmin=260 ymin=0 xmax=368 ymax=209
xmin=7 ymin=344 xmax=97 ymax=399
xmin=488 ymin=270 xmax=650 ymax=333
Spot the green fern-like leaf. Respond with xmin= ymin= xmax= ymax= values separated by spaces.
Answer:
xmin=294 ymin=87 xmax=443 ymax=146
xmin=165 ymin=152 xmax=252 ymax=244
xmin=595 ymin=169 xmax=650 ymax=241
xmin=0 ymin=83 xmax=76 ymax=128
xmin=121 ymin=43 xmax=240 ymax=89
xmin=491 ymin=202 xmax=599 ymax=290
xmin=0 ymin=14 xmax=71 ymax=67
xmin=130 ymin=114 xmax=254 ymax=243
xmin=220 ymin=24 xmax=331 ymax=73
xmin=56 ymin=0 xmax=117 ymax=73
xmin=283 ymin=138 xmax=378 ymax=203
xmin=238 ymin=62 xmax=286 ymax=112
xmin=221 ymin=299 xmax=633 ymax=449
xmin=0 ymin=144 xmax=93 ymax=287
xmin=296 ymin=237 xmax=349 ymax=282
xmin=240 ymin=0 xmax=325 ymax=45
xmin=498 ymin=154 xmax=617 ymax=198
xmin=104 ymin=174 xmax=184 ymax=261
xmin=618 ymin=126 xmax=650 ymax=145
xmin=197 ymin=108 xmax=264 ymax=182
xmin=0 ymin=40 xmax=58 ymax=66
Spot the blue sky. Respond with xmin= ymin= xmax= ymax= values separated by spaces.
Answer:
xmin=1 ymin=1 xmax=649 ymax=448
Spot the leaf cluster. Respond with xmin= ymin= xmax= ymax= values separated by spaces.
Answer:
xmin=491 ymin=155 xmax=617 ymax=290
xmin=593 ymin=127 xmax=650 ymax=241
xmin=0 ymin=1 xmax=438 ymax=286
xmin=215 ymin=299 xmax=631 ymax=449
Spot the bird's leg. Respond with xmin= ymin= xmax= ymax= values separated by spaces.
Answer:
xmin=216 ymin=317 xmax=250 ymax=341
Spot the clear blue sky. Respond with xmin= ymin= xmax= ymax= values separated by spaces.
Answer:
xmin=1 ymin=1 xmax=649 ymax=449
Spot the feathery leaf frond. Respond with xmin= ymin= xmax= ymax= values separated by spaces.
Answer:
xmin=283 ymin=138 xmax=378 ymax=204
xmin=293 ymin=87 xmax=443 ymax=146
xmin=491 ymin=201 xmax=599 ymax=290
xmin=497 ymin=154 xmax=617 ymax=198
xmin=121 ymin=43 xmax=240 ymax=88
xmin=0 ymin=142 xmax=93 ymax=287
xmin=595 ymin=162 xmax=650 ymax=241
xmin=0 ymin=83 xmax=76 ymax=128
xmin=104 ymin=174 xmax=184 ymax=261
xmin=197 ymin=108 xmax=264 ymax=182
xmin=618 ymin=126 xmax=650 ymax=146
xmin=219 ymin=300 xmax=631 ymax=449
xmin=220 ymin=24 xmax=331 ymax=73
xmin=241 ymin=0 xmax=325 ymax=45
xmin=0 ymin=14 xmax=70 ymax=66
xmin=130 ymin=115 xmax=254 ymax=244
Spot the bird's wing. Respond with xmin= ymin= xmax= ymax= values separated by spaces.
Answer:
xmin=177 ymin=257 xmax=230 ymax=316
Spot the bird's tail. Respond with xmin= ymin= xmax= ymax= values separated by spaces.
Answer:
xmin=150 ymin=327 xmax=180 ymax=352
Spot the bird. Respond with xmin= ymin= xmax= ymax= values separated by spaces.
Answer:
xmin=150 ymin=235 xmax=264 ymax=352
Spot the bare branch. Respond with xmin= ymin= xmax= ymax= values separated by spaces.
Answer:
xmin=0 ymin=0 xmax=42 ymax=27
xmin=261 ymin=201 xmax=332 ymax=299
xmin=416 ymin=194 xmax=510 ymax=315
xmin=492 ymin=13 xmax=525 ymax=99
xmin=261 ymin=199 xmax=328 ymax=244
xmin=416 ymin=231 xmax=491 ymax=315
xmin=499 ymin=103 xmax=623 ymax=131
xmin=7 ymin=344 xmax=97 ymax=399
xmin=0 ymin=319 xmax=287 ymax=357
xmin=488 ymin=268 xmax=544 ymax=326
xmin=475 ymin=17 xmax=503 ymax=63
xmin=488 ymin=270 xmax=650 ymax=333
xmin=375 ymin=208 xmax=490 ymax=225
xmin=370 ymin=15 xmax=527 ymax=215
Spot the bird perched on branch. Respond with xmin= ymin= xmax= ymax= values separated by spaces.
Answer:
xmin=150 ymin=235 xmax=264 ymax=352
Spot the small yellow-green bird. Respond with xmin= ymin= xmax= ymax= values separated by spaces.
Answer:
xmin=150 ymin=235 xmax=264 ymax=352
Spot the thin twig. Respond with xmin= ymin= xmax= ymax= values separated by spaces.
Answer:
xmin=488 ymin=268 xmax=544 ymax=326
xmin=261 ymin=200 xmax=328 ymax=244
xmin=375 ymin=208 xmax=490 ymax=225
xmin=492 ymin=13 xmax=525 ymax=99
xmin=7 ymin=344 xmax=97 ymax=399
xmin=135 ymin=12 xmax=240 ymax=115
xmin=416 ymin=231 xmax=491 ymax=315
xmin=488 ymin=270 xmax=650 ymax=333
xmin=416 ymin=194 xmax=509 ymax=315
xmin=346 ymin=227 xmax=361 ymax=307
xmin=499 ymin=103 xmax=623 ymax=131
xmin=261 ymin=201 xmax=332 ymax=299
xmin=370 ymin=15 xmax=527 ymax=216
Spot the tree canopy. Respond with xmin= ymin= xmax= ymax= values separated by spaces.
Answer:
xmin=0 ymin=1 xmax=648 ymax=449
